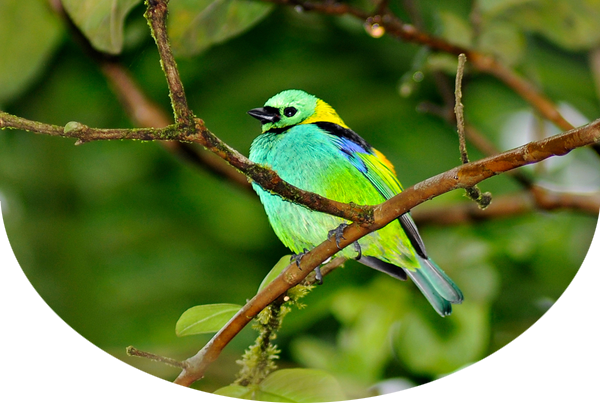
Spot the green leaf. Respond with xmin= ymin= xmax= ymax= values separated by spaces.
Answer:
xmin=258 ymin=255 xmax=292 ymax=292
xmin=478 ymin=0 xmax=532 ymax=16
xmin=256 ymin=368 xmax=346 ymax=403
xmin=437 ymin=10 xmax=474 ymax=48
xmin=175 ymin=303 xmax=242 ymax=336
xmin=168 ymin=0 xmax=273 ymax=56
xmin=214 ymin=369 xmax=346 ymax=402
xmin=482 ymin=0 xmax=600 ymax=51
xmin=0 ymin=0 xmax=63 ymax=106
xmin=213 ymin=384 xmax=252 ymax=399
xmin=62 ymin=0 xmax=141 ymax=54
xmin=477 ymin=21 xmax=525 ymax=66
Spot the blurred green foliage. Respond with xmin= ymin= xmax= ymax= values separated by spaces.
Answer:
xmin=62 ymin=0 xmax=141 ymax=54
xmin=1 ymin=0 xmax=599 ymax=399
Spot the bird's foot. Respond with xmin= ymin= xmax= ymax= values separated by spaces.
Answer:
xmin=328 ymin=223 xmax=348 ymax=249
xmin=290 ymin=249 xmax=323 ymax=285
xmin=353 ymin=241 xmax=362 ymax=260
xmin=328 ymin=223 xmax=362 ymax=259
xmin=314 ymin=266 xmax=323 ymax=285
xmin=290 ymin=248 xmax=310 ymax=269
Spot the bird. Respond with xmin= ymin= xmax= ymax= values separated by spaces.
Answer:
xmin=247 ymin=89 xmax=463 ymax=316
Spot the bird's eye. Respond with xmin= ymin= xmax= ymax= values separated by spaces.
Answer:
xmin=283 ymin=107 xmax=297 ymax=117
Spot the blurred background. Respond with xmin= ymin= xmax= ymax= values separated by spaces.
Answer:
xmin=1 ymin=0 xmax=599 ymax=398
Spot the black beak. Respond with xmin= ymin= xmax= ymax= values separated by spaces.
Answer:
xmin=248 ymin=107 xmax=280 ymax=124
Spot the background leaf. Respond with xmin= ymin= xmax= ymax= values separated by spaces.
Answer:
xmin=168 ymin=0 xmax=273 ymax=56
xmin=213 ymin=384 xmax=251 ymax=399
xmin=256 ymin=368 xmax=346 ymax=403
xmin=62 ymin=0 xmax=141 ymax=54
xmin=214 ymin=368 xmax=346 ymax=402
xmin=258 ymin=255 xmax=292 ymax=292
xmin=0 ymin=0 xmax=63 ymax=106
xmin=176 ymin=303 xmax=242 ymax=336
xmin=481 ymin=0 xmax=600 ymax=51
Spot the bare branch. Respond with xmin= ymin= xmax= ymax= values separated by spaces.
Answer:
xmin=455 ymin=54 xmax=469 ymax=165
xmin=126 ymin=346 xmax=186 ymax=369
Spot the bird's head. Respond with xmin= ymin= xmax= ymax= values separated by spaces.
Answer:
xmin=248 ymin=89 xmax=348 ymax=132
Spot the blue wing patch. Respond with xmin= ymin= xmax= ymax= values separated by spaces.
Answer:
xmin=337 ymin=136 xmax=369 ymax=173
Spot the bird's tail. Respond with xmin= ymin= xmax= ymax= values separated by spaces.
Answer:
xmin=404 ymin=256 xmax=463 ymax=317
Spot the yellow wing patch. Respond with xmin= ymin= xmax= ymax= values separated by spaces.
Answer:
xmin=360 ymin=150 xmax=403 ymax=196
xmin=301 ymin=99 xmax=349 ymax=128
xmin=373 ymin=148 xmax=397 ymax=176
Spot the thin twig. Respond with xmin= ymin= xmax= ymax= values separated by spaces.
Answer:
xmin=0 ymin=112 xmax=169 ymax=141
xmin=454 ymin=54 xmax=492 ymax=209
xmin=126 ymin=346 xmax=186 ymax=369
xmin=455 ymin=54 xmax=469 ymax=165
xmin=420 ymin=71 xmax=597 ymax=218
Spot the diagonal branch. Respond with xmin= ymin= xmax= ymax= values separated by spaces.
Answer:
xmin=172 ymin=117 xmax=600 ymax=387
